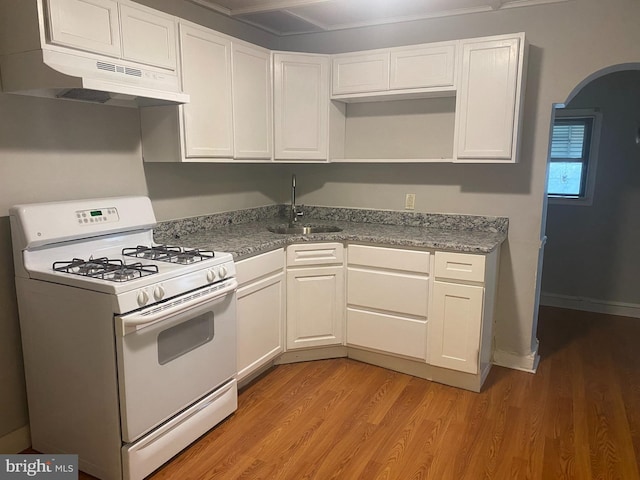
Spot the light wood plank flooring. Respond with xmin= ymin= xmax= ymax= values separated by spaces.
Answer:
xmin=78 ymin=306 xmax=640 ymax=479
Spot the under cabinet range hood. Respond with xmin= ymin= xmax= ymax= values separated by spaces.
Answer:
xmin=0 ymin=0 xmax=190 ymax=108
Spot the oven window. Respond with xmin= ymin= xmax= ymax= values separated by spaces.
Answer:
xmin=157 ymin=312 xmax=214 ymax=365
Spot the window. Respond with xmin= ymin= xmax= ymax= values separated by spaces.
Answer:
xmin=547 ymin=108 xmax=601 ymax=206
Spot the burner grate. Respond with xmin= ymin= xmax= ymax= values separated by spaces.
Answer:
xmin=53 ymin=257 xmax=158 ymax=282
xmin=122 ymin=245 xmax=215 ymax=265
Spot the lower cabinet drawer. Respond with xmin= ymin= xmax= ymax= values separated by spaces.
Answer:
xmin=287 ymin=242 xmax=344 ymax=266
xmin=348 ymin=244 xmax=430 ymax=273
xmin=347 ymin=268 xmax=428 ymax=317
xmin=347 ymin=308 xmax=427 ymax=360
xmin=434 ymin=251 xmax=485 ymax=283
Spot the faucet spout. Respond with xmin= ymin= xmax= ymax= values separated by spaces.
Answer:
xmin=290 ymin=174 xmax=303 ymax=224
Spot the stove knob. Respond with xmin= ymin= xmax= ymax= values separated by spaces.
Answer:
xmin=218 ymin=266 xmax=228 ymax=279
xmin=153 ymin=286 xmax=165 ymax=301
xmin=207 ymin=269 xmax=216 ymax=283
xmin=137 ymin=290 xmax=149 ymax=306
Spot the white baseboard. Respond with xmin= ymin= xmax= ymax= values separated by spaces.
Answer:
xmin=540 ymin=292 xmax=640 ymax=319
xmin=0 ymin=425 xmax=31 ymax=454
xmin=493 ymin=348 xmax=540 ymax=373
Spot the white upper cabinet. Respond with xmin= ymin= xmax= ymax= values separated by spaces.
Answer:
xmin=119 ymin=3 xmax=177 ymax=70
xmin=45 ymin=0 xmax=178 ymax=70
xmin=332 ymin=52 xmax=389 ymax=95
xmin=141 ymin=23 xmax=274 ymax=162
xmin=180 ymin=23 xmax=233 ymax=158
xmin=46 ymin=0 xmax=121 ymax=57
xmin=329 ymin=34 xmax=525 ymax=163
xmin=330 ymin=42 xmax=456 ymax=101
xmin=232 ymin=43 xmax=272 ymax=160
xmin=454 ymin=34 xmax=526 ymax=162
xmin=390 ymin=44 xmax=456 ymax=90
xmin=139 ymin=26 xmax=525 ymax=164
xmin=274 ymin=53 xmax=330 ymax=161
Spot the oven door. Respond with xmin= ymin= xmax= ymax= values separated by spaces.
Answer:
xmin=115 ymin=278 xmax=237 ymax=443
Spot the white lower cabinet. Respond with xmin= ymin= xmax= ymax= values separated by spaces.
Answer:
xmin=238 ymin=242 xmax=500 ymax=391
xmin=346 ymin=245 xmax=430 ymax=360
xmin=430 ymin=281 xmax=484 ymax=373
xmin=286 ymin=243 xmax=345 ymax=349
xmin=235 ymin=249 xmax=285 ymax=382
xmin=428 ymin=250 xmax=499 ymax=376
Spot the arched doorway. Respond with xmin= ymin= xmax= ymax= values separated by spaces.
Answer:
xmin=540 ymin=64 xmax=640 ymax=317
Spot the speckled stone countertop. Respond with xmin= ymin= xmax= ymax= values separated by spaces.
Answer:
xmin=154 ymin=206 xmax=508 ymax=260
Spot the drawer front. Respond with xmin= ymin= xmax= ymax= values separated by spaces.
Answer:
xmin=434 ymin=252 xmax=485 ymax=283
xmin=236 ymin=249 xmax=284 ymax=285
xmin=348 ymin=244 xmax=429 ymax=273
xmin=287 ymin=243 xmax=344 ymax=266
xmin=347 ymin=308 xmax=427 ymax=360
xmin=347 ymin=268 xmax=428 ymax=317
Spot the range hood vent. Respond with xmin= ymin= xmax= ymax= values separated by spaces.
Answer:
xmin=58 ymin=88 xmax=112 ymax=103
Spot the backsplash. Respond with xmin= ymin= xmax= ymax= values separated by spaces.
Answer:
xmin=155 ymin=205 xmax=508 ymax=238
xmin=301 ymin=206 xmax=508 ymax=233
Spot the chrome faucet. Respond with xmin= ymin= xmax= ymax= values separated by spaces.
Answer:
xmin=290 ymin=174 xmax=304 ymax=224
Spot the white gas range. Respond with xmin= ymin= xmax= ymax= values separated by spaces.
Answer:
xmin=10 ymin=196 xmax=238 ymax=480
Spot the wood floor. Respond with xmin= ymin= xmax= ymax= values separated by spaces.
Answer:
xmin=83 ymin=306 xmax=640 ymax=479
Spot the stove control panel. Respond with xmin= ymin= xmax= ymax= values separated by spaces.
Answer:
xmin=76 ymin=207 xmax=120 ymax=226
xmin=206 ymin=266 xmax=229 ymax=283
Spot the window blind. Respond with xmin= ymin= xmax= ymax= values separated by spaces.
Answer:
xmin=550 ymin=121 xmax=587 ymax=159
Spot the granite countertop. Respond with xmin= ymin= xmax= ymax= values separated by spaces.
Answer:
xmin=154 ymin=206 xmax=508 ymax=260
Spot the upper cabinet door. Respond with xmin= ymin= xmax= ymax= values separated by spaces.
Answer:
xmin=390 ymin=44 xmax=456 ymax=90
xmin=119 ymin=4 xmax=177 ymax=70
xmin=455 ymin=36 xmax=523 ymax=161
xmin=274 ymin=53 xmax=329 ymax=161
xmin=232 ymin=43 xmax=272 ymax=160
xmin=179 ymin=23 xmax=233 ymax=158
xmin=332 ymin=52 xmax=389 ymax=95
xmin=46 ymin=0 xmax=121 ymax=57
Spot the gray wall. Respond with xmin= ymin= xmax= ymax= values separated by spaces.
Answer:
xmin=0 ymin=95 xmax=144 ymax=445
xmin=2 ymin=0 xmax=640 ymax=450
xmin=542 ymin=70 xmax=640 ymax=305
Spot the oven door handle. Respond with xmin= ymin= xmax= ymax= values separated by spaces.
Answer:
xmin=117 ymin=279 xmax=238 ymax=335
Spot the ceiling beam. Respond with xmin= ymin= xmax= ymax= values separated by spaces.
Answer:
xmin=187 ymin=0 xmax=231 ymax=15
xmin=230 ymin=0 xmax=332 ymax=16
xmin=280 ymin=8 xmax=329 ymax=30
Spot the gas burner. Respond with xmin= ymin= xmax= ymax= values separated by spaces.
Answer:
xmin=78 ymin=261 xmax=107 ymax=276
xmin=175 ymin=252 xmax=198 ymax=264
xmin=122 ymin=245 xmax=215 ymax=264
xmin=110 ymin=267 xmax=141 ymax=282
xmin=53 ymin=258 xmax=159 ymax=282
xmin=138 ymin=245 xmax=182 ymax=260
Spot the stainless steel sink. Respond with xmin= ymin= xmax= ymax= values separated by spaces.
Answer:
xmin=267 ymin=224 xmax=343 ymax=235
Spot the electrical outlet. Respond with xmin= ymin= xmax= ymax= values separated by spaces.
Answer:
xmin=405 ymin=193 xmax=416 ymax=210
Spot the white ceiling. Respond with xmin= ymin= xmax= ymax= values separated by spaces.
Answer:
xmin=189 ymin=0 xmax=571 ymax=35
